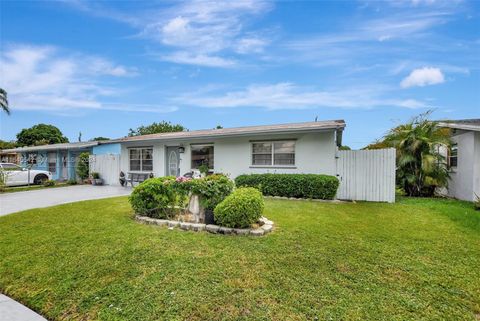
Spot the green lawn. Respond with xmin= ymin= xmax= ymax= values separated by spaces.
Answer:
xmin=0 ymin=182 xmax=70 ymax=193
xmin=0 ymin=197 xmax=479 ymax=321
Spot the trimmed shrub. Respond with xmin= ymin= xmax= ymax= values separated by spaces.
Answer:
xmin=43 ymin=180 xmax=56 ymax=187
xmin=189 ymin=174 xmax=234 ymax=209
xmin=129 ymin=177 xmax=177 ymax=218
xmin=76 ymin=152 xmax=90 ymax=180
xmin=235 ymin=173 xmax=339 ymax=200
xmin=214 ymin=187 xmax=264 ymax=228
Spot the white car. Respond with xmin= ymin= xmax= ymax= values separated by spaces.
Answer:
xmin=0 ymin=163 xmax=52 ymax=186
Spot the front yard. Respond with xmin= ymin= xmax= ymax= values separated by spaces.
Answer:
xmin=0 ymin=197 xmax=479 ymax=320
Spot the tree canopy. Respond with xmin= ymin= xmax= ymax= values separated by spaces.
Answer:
xmin=0 ymin=140 xmax=17 ymax=150
xmin=16 ymin=124 xmax=69 ymax=147
xmin=90 ymin=137 xmax=111 ymax=141
xmin=128 ymin=121 xmax=186 ymax=137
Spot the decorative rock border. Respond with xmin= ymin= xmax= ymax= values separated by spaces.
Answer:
xmin=135 ymin=215 xmax=274 ymax=236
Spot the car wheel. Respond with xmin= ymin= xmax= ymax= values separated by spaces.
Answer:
xmin=34 ymin=174 xmax=48 ymax=185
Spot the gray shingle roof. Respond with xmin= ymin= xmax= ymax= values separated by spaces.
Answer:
xmin=2 ymin=141 xmax=98 ymax=153
xmin=437 ymin=119 xmax=480 ymax=132
xmin=111 ymin=120 xmax=346 ymax=143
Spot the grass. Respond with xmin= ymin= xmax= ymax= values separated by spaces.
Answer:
xmin=0 ymin=197 xmax=479 ymax=321
xmin=0 ymin=182 xmax=72 ymax=193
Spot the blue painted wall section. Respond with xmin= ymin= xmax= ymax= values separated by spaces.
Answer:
xmin=93 ymin=143 xmax=121 ymax=155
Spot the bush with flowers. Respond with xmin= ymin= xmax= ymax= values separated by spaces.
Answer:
xmin=129 ymin=174 xmax=234 ymax=219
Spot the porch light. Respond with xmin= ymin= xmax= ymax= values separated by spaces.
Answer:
xmin=178 ymin=146 xmax=185 ymax=153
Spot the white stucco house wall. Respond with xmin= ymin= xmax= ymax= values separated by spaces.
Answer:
xmin=92 ymin=120 xmax=345 ymax=182
xmin=438 ymin=119 xmax=480 ymax=202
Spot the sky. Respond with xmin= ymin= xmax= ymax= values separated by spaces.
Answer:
xmin=0 ymin=0 xmax=479 ymax=149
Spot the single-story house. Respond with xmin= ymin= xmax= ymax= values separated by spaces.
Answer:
xmin=94 ymin=120 xmax=346 ymax=182
xmin=2 ymin=141 xmax=98 ymax=181
xmin=438 ymin=119 xmax=480 ymax=202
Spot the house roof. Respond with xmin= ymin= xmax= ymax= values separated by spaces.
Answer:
xmin=2 ymin=141 xmax=98 ymax=153
xmin=109 ymin=120 xmax=346 ymax=143
xmin=437 ymin=119 xmax=480 ymax=132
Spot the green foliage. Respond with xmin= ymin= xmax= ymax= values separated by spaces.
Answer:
xmin=189 ymin=174 xmax=234 ymax=209
xmin=0 ymin=169 xmax=6 ymax=191
xmin=43 ymin=180 xmax=56 ymax=187
xmin=339 ymin=145 xmax=351 ymax=150
xmin=128 ymin=121 xmax=185 ymax=137
xmin=91 ymin=172 xmax=100 ymax=179
xmin=76 ymin=152 xmax=90 ymax=180
xmin=382 ymin=111 xmax=451 ymax=197
xmin=129 ymin=175 xmax=234 ymax=218
xmin=0 ymin=140 xmax=17 ymax=150
xmin=235 ymin=173 xmax=339 ymax=200
xmin=0 ymin=88 xmax=9 ymax=115
xmin=16 ymin=124 xmax=69 ymax=147
xmin=198 ymin=164 xmax=209 ymax=176
xmin=214 ymin=187 xmax=264 ymax=228
xmin=90 ymin=137 xmax=110 ymax=141
xmin=129 ymin=177 xmax=178 ymax=218
xmin=66 ymin=179 xmax=78 ymax=185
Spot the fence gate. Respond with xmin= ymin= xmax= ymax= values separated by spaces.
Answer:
xmin=336 ymin=148 xmax=396 ymax=203
xmin=89 ymin=154 xmax=121 ymax=186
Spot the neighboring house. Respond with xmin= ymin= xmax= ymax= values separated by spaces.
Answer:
xmin=0 ymin=150 xmax=19 ymax=164
xmin=93 ymin=120 xmax=346 ymax=182
xmin=438 ymin=119 xmax=480 ymax=202
xmin=2 ymin=142 xmax=98 ymax=181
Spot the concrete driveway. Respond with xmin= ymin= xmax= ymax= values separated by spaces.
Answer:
xmin=0 ymin=185 xmax=131 ymax=216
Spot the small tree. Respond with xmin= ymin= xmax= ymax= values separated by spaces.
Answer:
xmin=76 ymin=152 xmax=90 ymax=181
xmin=128 ymin=121 xmax=185 ymax=137
xmin=16 ymin=124 xmax=68 ymax=146
xmin=382 ymin=111 xmax=451 ymax=197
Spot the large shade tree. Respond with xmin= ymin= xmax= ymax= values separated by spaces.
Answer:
xmin=382 ymin=111 xmax=451 ymax=197
xmin=0 ymin=88 xmax=10 ymax=115
xmin=16 ymin=124 xmax=69 ymax=147
xmin=128 ymin=121 xmax=185 ymax=136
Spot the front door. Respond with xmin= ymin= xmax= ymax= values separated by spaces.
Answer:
xmin=166 ymin=146 xmax=180 ymax=177
xmin=61 ymin=152 xmax=68 ymax=180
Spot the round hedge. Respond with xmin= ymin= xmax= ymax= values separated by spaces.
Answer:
xmin=214 ymin=187 xmax=264 ymax=228
xmin=129 ymin=177 xmax=177 ymax=218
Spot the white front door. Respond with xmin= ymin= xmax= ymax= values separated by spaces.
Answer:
xmin=166 ymin=146 xmax=180 ymax=177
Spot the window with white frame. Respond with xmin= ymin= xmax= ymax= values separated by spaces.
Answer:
xmin=129 ymin=148 xmax=153 ymax=172
xmin=252 ymin=141 xmax=295 ymax=166
xmin=47 ymin=152 xmax=57 ymax=173
xmin=191 ymin=145 xmax=214 ymax=169
xmin=449 ymin=143 xmax=458 ymax=168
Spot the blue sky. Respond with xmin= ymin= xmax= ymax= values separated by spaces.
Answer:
xmin=1 ymin=0 xmax=479 ymax=148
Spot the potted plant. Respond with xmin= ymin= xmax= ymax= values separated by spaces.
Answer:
xmin=91 ymin=172 xmax=103 ymax=185
xmin=198 ymin=164 xmax=209 ymax=177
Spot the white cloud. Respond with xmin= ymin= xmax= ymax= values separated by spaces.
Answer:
xmin=400 ymin=67 xmax=445 ymax=88
xmin=174 ymin=82 xmax=429 ymax=110
xmin=0 ymin=44 xmax=171 ymax=113
xmin=160 ymin=52 xmax=236 ymax=68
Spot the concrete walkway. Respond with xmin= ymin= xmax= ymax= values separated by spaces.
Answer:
xmin=0 ymin=185 xmax=131 ymax=216
xmin=0 ymin=294 xmax=47 ymax=321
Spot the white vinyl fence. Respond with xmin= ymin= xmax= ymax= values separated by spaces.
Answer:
xmin=89 ymin=154 xmax=121 ymax=186
xmin=336 ymin=148 xmax=396 ymax=203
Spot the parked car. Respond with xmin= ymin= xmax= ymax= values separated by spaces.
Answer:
xmin=0 ymin=163 xmax=52 ymax=186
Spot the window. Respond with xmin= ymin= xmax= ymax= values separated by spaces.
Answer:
xmin=252 ymin=141 xmax=295 ymax=166
xmin=449 ymin=143 xmax=458 ymax=168
xmin=48 ymin=152 xmax=56 ymax=173
xmin=27 ymin=153 xmax=37 ymax=165
xmin=129 ymin=148 xmax=153 ymax=172
xmin=191 ymin=145 xmax=214 ymax=169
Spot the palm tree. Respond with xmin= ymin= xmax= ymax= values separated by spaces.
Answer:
xmin=0 ymin=88 xmax=10 ymax=115
xmin=383 ymin=111 xmax=451 ymax=197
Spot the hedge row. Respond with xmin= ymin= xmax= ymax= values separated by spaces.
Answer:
xmin=235 ymin=173 xmax=339 ymax=200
